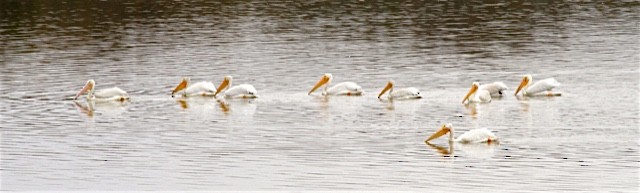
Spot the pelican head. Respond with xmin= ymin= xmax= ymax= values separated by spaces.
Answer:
xmin=74 ymin=79 xmax=95 ymax=100
xmin=214 ymin=75 xmax=233 ymax=97
xmin=426 ymin=123 xmax=454 ymax=142
xmin=308 ymin=73 xmax=333 ymax=95
xmin=462 ymin=82 xmax=480 ymax=104
xmin=377 ymin=80 xmax=395 ymax=99
xmin=171 ymin=77 xmax=190 ymax=97
xmin=514 ymin=74 xmax=532 ymax=95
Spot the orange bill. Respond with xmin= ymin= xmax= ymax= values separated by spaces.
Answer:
xmin=462 ymin=84 xmax=478 ymax=104
xmin=74 ymin=81 xmax=93 ymax=100
xmin=514 ymin=77 xmax=529 ymax=95
xmin=425 ymin=125 xmax=451 ymax=142
xmin=214 ymin=78 xmax=230 ymax=96
xmin=377 ymin=81 xmax=393 ymax=99
xmin=171 ymin=78 xmax=189 ymax=97
xmin=308 ymin=75 xmax=329 ymax=95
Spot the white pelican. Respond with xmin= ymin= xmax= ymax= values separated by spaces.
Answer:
xmin=308 ymin=73 xmax=363 ymax=96
xmin=377 ymin=80 xmax=422 ymax=100
xmin=213 ymin=76 xmax=258 ymax=98
xmin=171 ymin=77 xmax=217 ymax=97
xmin=462 ymin=82 xmax=491 ymax=104
xmin=479 ymin=81 xmax=508 ymax=96
xmin=425 ymin=123 xmax=498 ymax=144
xmin=73 ymin=79 xmax=129 ymax=102
xmin=514 ymin=74 xmax=562 ymax=96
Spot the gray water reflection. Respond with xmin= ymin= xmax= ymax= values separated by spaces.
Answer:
xmin=426 ymin=141 xmax=499 ymax=160
xmin=72 ymin=100 xmax=129 ymax=118
xmin=1 ymin=0 xmax=639 ymax=191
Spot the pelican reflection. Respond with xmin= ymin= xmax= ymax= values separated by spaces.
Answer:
xmin=72 ymin=100 xmax=127 ymax=118
xmin=213 ymin=98 xmax=257 ymax=116
xmin=425 ymin=141 xmax=498 ymax=159
xmin=426 ymin=141 xmax=455 ymax=156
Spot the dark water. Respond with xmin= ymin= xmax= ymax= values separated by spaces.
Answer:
xmin=1 ymin=0 xmax=638 ymax=191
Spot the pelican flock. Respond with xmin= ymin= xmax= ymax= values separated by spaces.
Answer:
xmin=72 ymin=73 xmax=557 ymax=102
xmin=308 ymin=73 xmax=363 ymax=96
xmin=74 ymin=79 xmax=129 ymax=102
xmin=377 ymin=80 xmax=422 ymax=100
xmin=69 ymin=73 xmax=563 ymax=148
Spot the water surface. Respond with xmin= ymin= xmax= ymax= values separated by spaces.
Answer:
xmin=1 ymin=0 xmax=638 ymax=191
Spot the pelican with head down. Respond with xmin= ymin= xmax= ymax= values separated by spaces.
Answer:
xmin=74 ymin=79 xmax=129 ymax=102
xmin=171 ymin=77 xmax=217 ymax=98
xmin=425 ymin=123 xmax=499 ymax=144
xmin=462 ymin=82 xmax=491 ymax=104
xmin=308 ymin=73 xmax=363 ymax=96
xmin=214 ymin=76 xmax=258 ymax=99
xmin=377 ymin=80 xmax=422 ymax=100
xmin=514 ymin=74 xmax=562 ymax=97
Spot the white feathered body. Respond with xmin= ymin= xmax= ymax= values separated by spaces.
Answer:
xmin=523 ymin=78 xmax=560 ymax=96
xmin=388 ymin=87 xmax=422 ymax=99
xmin=184 ymin=81 xmax=217 ymax=97
xmin=92 ymin=87 xmax=129 ymax=101
xmin=221 ymin=84 xmax=258 ymax=98
xmin=455 ymin=128 xmax=498 ymax=143
xmin=325 ymin=82 xmax=363 ymax=95
xmin=479 ymin=82 xmax=508 ymax=96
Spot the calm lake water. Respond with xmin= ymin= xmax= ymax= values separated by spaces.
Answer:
xmin=1 ymin=0 xmax=638 ymax=191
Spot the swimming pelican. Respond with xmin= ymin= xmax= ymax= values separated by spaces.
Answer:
xmin=73 ymin=79 xmax=129 ymax=102
xmin=479 ymin=81 xmax=508 ymax=96
xmin=170 ymin=77 xmax=217 ymax=97
xmin=425 ymin=123 xmax=498 ymax=144
xmin=377 ymin=80 xmax=422 ymax=100
xmin=514 ymin=74 xmax=562 ymax=96
xmin=462 ymin=82 xmax=491 ymax=104
xmin=308 ymin=73 xmax=363 ymax=96
xmin=214 ymin=76 xmax=258 ymax=98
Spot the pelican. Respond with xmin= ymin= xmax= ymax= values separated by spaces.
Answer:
xmin=479 ymin=81 xmax=508 ymax=96
xmin=514 ymin=74 xmax=562 ymax=96
xmin=308 ymin=73 xmax=363 ymax=96
xmin=425 ymin=123 xmax=498 ymax=144
xmin=377 ymin=80 xmax=422 ymax=100
xmin=171 ymin=77 xmax=217 ymax=97
xmin=462 ymin=82 xmax=491 ymax=104
xmin=213 ymin=76 xmax=258 ymax=98
xmin=73 ymin=79 xmax=129 ymax=102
